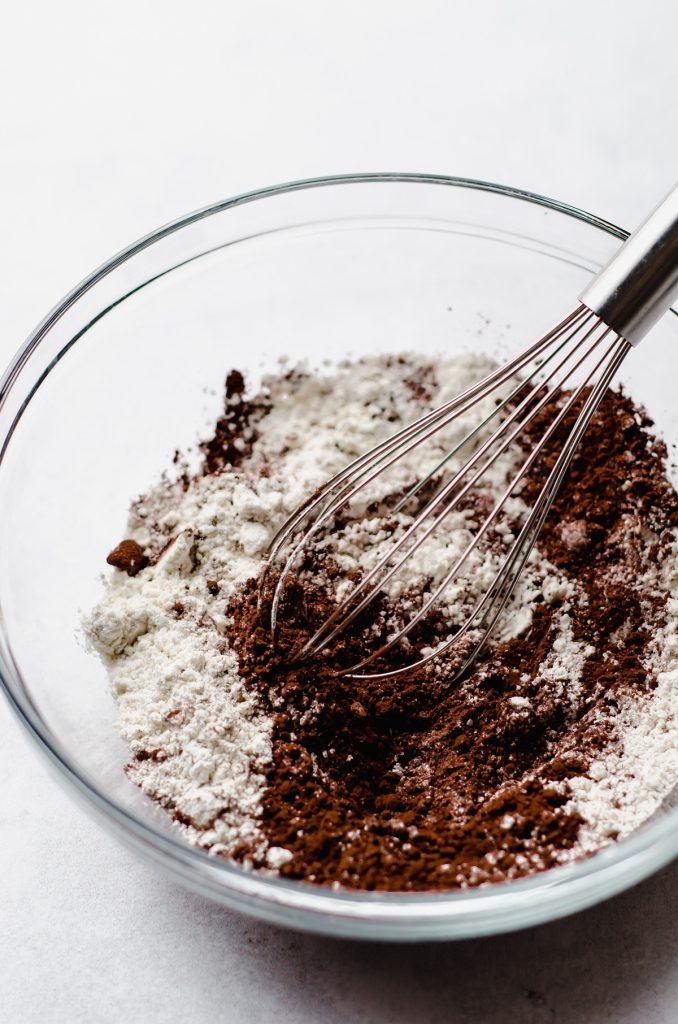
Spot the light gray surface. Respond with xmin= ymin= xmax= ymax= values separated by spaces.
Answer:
xmin=1 ymin=2 xmax=676 ymax=1020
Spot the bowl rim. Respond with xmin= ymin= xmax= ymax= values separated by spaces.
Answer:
xmin=1 ymin=172 xmax=676 ymax=940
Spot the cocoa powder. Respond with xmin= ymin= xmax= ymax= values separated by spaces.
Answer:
xmin=201 ymin=368 xmax=270 ymax=474
xmin=223 ymin=386 xmax=678 ymax=890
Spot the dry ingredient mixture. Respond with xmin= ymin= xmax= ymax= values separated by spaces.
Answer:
xmin=87 ymin=354 xmax=678 ymax=891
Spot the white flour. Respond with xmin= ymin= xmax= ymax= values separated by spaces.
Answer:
xmin=565 ymin=528 xmax=678 ymax=850
xmin=86 ymin=353 xmax=678 ymax=870
xmin=88 ymin=352 xmax=515 ymax=858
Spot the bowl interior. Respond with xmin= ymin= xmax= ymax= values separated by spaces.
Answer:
xmin=1 ymin=177 xmax=676 ymax=938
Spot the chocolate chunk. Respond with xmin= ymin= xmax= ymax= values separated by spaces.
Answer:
xmin=106 ymin=539 xmax=148 ymax=577
xmin=226 ymin=369 xmax=246 ymax=398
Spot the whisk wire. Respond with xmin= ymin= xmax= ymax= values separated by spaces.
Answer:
xmin=265 ymin=306 xmax=588 ymax=571
xmin=298 ymin=317 xmax=613 ymax=662
xmin=267 ymin=306 xmax=591 ymax=632
xmin=393 ymin=310 xmax=597 ymax=513
xmin=264 ymin=307 xmax=629 ymax=680
xmin=350 ymin=334 xmax=629 ymax=680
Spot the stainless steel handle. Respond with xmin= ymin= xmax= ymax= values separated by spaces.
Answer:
xmin=579 ymin=182 xmax=678 ymax=345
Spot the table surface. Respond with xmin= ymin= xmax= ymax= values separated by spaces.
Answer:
xmin=1 ymin=2 xmax=676 ymax=1021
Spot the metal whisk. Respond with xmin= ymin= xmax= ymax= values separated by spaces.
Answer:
xmin=264 ymin=183 xmax=678 ymax=680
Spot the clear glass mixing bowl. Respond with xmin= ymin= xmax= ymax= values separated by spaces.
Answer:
xmin=1 ymin=174 xmax=676 ymax=941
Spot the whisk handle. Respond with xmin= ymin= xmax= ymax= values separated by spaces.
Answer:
xmin=580 ymin=181 xmax=678 ymax=346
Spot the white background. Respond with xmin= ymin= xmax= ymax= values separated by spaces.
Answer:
xmin=1 ymin=2 xmax=676 ymax=1021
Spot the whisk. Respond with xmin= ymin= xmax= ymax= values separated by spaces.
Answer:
xmin=264 ymin=182 xmax=678 ymax=680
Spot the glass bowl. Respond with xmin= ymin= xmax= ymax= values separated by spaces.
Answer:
xmin=1 ymin=174 xmax=676 ymax=941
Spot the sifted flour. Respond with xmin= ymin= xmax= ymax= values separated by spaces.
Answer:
xmin=564 ymin=527 xmax=678 ymax=851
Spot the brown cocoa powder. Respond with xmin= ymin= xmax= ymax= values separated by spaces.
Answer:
xmin=222 ymin=386 xmax=678 ymax=890
xmin=201 ymin=368 xmax=270 ymax=474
